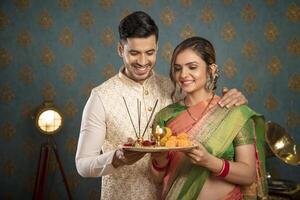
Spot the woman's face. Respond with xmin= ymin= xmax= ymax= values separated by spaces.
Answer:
xmin=174 ymin=48 xmax=208 ymax=94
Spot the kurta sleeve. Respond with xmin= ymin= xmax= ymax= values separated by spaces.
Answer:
xmin=75 ymin=89 xmax=119 ymax=177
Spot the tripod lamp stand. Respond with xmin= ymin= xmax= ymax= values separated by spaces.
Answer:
xmin=33 ymin=101 xmax=72 ymax=200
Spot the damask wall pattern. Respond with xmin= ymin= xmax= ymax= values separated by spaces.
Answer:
xmin=0 ymin=0 xmax=299 ymax=199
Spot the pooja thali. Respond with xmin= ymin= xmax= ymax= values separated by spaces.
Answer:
xmin=122 ymin=145 xmax=196 ymax=153
xmin=121 ymin=97 xmax=195 ymax=153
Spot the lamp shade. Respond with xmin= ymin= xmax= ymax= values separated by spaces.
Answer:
xmin=35 ymin=102 xmax=63 ymax=135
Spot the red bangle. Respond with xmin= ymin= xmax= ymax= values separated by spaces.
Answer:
xmin=215 ymin=159 xmax=230 ymax=177
xmin=152 ymin=152 xmax=172 ymax=172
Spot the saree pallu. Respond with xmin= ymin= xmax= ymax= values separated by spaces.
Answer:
xmin=154 ymin=104 xmax=268 ymax=200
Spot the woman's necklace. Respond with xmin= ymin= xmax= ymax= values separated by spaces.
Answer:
xmin=184 ymin=93 xmax=215 ymax=122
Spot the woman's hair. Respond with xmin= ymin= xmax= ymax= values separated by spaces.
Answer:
xmin=169 ymin=36 xmax=217 ymax=100
xmin=118 ymin=11 xmax=159 ymax=43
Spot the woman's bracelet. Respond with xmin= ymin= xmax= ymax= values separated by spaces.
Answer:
xmin=215 ymin=159 xmax=230 ymax=177
xmin=151 ymin=152 xmax=172 ymax=172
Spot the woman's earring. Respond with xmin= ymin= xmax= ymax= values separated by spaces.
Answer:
xmin=206 ymin=77 xmax=215 ymax=91
xmin=205 ymin=68 xmax=215 ymax=91
xmin=205 ymin=76 xmax=211 ymax=91
xmin=206 ymin=71 xmax=219 ymax=91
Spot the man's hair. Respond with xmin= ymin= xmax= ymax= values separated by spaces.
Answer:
xmin=118 ymin=11 xmax=159 ymax=42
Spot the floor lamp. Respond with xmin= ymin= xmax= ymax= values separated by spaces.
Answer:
xmin=32 ymin=102 xmax=73 ymax=200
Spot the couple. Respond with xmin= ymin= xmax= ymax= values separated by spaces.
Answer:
xmin=75 ymin=11 xmax=267 ymax=200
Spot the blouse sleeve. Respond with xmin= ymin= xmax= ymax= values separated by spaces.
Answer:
xmin=233 ymin=118 xmax=255 ymax=146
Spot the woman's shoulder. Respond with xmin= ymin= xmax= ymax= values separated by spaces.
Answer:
xmin=153 ymin=102 xmax=186 ymax=127
xmin=158 ymin=102 xmax=183 ymax=113
xmin=228 ymin=105 xmax=263 ymax=119
xmin=155 ymin=102 xmax=185 ymax=118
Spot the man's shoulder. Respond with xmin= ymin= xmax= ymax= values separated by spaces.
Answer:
xmin=154 ymin=73 xmax=171 ymax=83
xmin=92 ymin=74 xmax=120 ymax=93
xmin=153 ymin=73 xmax=173 ymax=92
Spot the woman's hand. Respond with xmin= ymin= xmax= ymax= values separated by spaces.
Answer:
xmin=185 ymin=142 xmax=226 ymax=175
xmin=149 ymin=152 xmax=170 ymax=183
xmin=185 ymin=141 xmax=212 ymax=167
xmin=218 ymin=87 xmax=248 ymax=108
xmin=186 ymin=141 xmax=257 ymax=185
xmin=151 ymin=152 xmax=169 ymax=167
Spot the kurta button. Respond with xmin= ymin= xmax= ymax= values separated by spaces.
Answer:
xmin=148 ymin=107 xmax=152 ymax=111
xmin=144 ymin=90 xmax=149 ymax=95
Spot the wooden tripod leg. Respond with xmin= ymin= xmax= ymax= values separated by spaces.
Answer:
xmin=33 ymin=143 xmax=50 ymax=200
xmin=52 ymin=144 xmax=73 ymax=200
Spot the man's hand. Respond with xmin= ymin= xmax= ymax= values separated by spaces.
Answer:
xmin=218 ymin=87 xmax=248 ymax=108
xmin=112 ymin=149 xmax=146 ymax=168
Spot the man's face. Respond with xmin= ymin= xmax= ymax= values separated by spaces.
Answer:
xmin=119 ymin=35 xmax=157 ymax=83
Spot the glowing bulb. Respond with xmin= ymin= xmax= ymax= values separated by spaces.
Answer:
xmin=37 ymin=109 xmax=62 ymax=133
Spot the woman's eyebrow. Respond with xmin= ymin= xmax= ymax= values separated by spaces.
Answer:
xmin=184 ymin=61 xmax=198 ymax=65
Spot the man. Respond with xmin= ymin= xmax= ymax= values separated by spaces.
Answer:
xmin=75 ymin=11 xmax=246 ymax=200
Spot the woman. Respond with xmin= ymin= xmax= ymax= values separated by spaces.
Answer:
xmin=150 ymin=37 xmax=268 ymax=200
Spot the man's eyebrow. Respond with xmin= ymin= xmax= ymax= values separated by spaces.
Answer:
xmin=128 ymin=47 xmax=156 ymax=52
xmin=146 ymin=49 xmax=156 ymax=52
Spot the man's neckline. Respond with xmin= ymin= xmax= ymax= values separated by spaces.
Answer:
xmin=118 ymin=66 xmax=155 ymax=86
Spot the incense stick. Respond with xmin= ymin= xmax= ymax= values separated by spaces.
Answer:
xmin=141 ymin=99 xmax=158 ymax=138
xmin=137 ymin=99 xmax=141 ymax=138
xmin=122 ymin=97 xmax=138 ymax=138
xmin=139 ymin=100 xmax=142 ymax=136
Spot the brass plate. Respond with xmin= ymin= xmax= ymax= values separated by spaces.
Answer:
xmin=122 ymin=145 xmax=196 ymax=153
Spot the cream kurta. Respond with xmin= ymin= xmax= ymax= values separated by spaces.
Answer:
xmin=76 ymin=69 xmax=174 ymax=200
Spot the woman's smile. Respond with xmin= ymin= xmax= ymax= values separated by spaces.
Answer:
xmin=179 ymin=79 xmax=195 ymax=86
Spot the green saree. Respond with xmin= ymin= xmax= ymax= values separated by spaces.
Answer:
xmin=153 ymin=101 xmax=268 ymax=200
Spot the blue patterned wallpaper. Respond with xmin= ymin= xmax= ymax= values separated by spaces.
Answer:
xmin=0 ymin=0 xmax=299 ymax=199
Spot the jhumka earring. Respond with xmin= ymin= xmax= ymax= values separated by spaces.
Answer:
xmin=206 ymin=76 xmax=215 ymax=91
xmin=206 ymin=67 xmax=220 ymax=91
